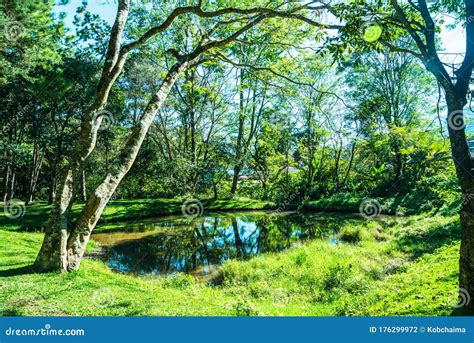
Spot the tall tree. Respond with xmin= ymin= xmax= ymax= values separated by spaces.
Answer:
xmin=330 ymin=0 xmax=474 ymax=309
xmin=34 ymin=0 xmax=332 ymax=272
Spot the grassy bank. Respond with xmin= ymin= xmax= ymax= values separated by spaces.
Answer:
xmin=303 ymin=192 xmax=459 ymax=216
xmin=0 ymin=197 xmax=275 ymax=232
xmin=0 ymin=213 xmax=466 ymax=316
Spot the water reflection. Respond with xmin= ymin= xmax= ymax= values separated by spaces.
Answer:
xmin=92 ymin=211 xmax=361 ymax=279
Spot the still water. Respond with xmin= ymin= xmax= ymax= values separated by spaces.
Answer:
xmin=92 ymin=211 xmax=365 ymax=280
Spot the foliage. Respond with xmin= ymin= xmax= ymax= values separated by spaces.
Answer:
xmin=0 ymin=0 xmax=63 ymax=84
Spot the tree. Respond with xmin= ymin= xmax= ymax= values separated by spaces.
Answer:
xmin=330 ymin=0 xmax=474 ymax=309
xmin=0 ymin=0 xmax=62 ymax=84
xmin=0 ymin=0 xmax=64 ymax=203
xmin=33 ymin=0 xmax=332 ymax=272
xmin=347 ymin=51 xmax=435 ymax=189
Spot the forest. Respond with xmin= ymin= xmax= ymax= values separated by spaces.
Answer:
xmin=1 ymin=0 xmax=473 ymax=316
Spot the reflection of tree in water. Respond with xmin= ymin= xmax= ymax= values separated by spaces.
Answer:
xmin=105 ymin=212 xmax=362 ymax=276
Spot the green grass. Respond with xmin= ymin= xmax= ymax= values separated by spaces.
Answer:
xmin=0 ymin=213 xmax=466 ymax=316
xmin=0 ymin=197 xmax=275 ymax=231
xmin=303 ymin=192 xmax=460 ymax=216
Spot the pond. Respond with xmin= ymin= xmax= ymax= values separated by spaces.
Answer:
xmin=92 ymin=211 xmax=367 ymax=281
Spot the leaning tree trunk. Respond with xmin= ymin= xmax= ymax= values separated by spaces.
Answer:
xmin=6 ymin=166 xmax=16 ymax=202
xmin=33 ymin=109 xmax=116 ymax=271
xmin=33 ymin=0 xmax=131 ymax=272
xmin=80 ymin=170 xmax=87 ymax=202
xmin=64 ymin=60 xmax=192 ymax=271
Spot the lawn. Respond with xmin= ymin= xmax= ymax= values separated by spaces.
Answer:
xmin=0 ymin=211 xmax=467 ymax=316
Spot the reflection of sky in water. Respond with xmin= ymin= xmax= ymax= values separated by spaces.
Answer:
xmin=97 ymin=212 xmax=361 ymax=279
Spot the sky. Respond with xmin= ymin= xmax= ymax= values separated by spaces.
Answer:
xmin=54 ymin=0 xmax=466 ymax=64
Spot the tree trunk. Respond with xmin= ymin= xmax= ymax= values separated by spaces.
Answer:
xmin=33 ymin=0 xmax=131 ymax=272
xmin=34 ymin=168 xmax=74 ymax=271
xmin=25 ymin=144 xmax=43 ymax=205
xmin=230 ymin=165 xmax=241 ymax=195
xmin=47 ymin=172 xmax=56 ymax=205
xmin=448 ymin=101 xmax=474 ymax=310
xmin=460 ymin=194 xmax=474 ymax=310
xmin=232 ymin=218 xmax=246 ymax=259
xmin=2 ymin=164 xmax=11 ymax=202
xmin=230 ymin=68 xmax=245 ymax=195
xmin=80 ymin=170 xmax=87 ymax=202
xmin=6 ymin=167 xmax=16 ymax=202
xmin=64 ymin=60 xmax=192 ymax=272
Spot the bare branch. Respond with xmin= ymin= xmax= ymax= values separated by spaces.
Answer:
xmin=389 ymin=0 xmax=427 ymax=56
xmin=381 ymin=41 xmax=422 ymax=58
xmin=213 ymin=51 xmax=352 ymax=108
xmin=455 ymin=0 xmax=474 ymax=97
xmin=103 ymin=0 xmax=130 ymax=77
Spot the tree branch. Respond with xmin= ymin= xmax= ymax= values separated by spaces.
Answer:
xmin=455 ymin=0 xmax=474 ymax=97
xmin=212 ymin=51 xmax=352 ymax=108
xmin=121 ymin=3 xmax=339 ymax=54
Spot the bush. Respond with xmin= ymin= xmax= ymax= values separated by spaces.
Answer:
xmin=338 ymin=226 xmax=361 ymax=243
xmin=323 ymin=264 xmax=351 ymax=291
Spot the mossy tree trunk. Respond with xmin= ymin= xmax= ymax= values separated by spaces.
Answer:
xmin=65 ymin=60 xmax=192 ymax=271
xmin=33 ymin=0 xmax=131 ymax=272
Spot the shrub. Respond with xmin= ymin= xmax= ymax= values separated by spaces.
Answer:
xmin=338 ymin=226 xmax=361 ymax=243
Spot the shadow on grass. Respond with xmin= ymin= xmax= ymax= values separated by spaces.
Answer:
xmin=395 ymin=220 xmax=460 ymax=259
xmin=0 ymin=308 xmax=23 ymax=316
xmin=0 ymin=265 xmax=35 ymax=277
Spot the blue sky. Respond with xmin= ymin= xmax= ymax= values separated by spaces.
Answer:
xmin=55 ymin=0 xmax=466 ymax=61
